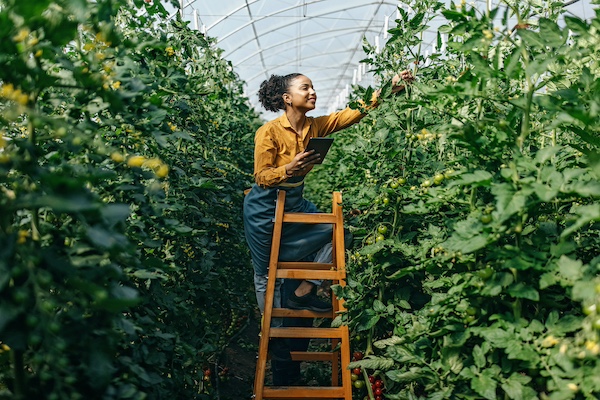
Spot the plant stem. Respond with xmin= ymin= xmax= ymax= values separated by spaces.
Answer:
xmin=469 ymin=187 xmax=477 ymax=211
xmin=28 ymin=99 xmax=41 ymax=241
xmin=11 ymin=350 xmax=26 ymax=400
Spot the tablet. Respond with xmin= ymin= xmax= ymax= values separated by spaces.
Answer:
xmin=305 ymin=137 xmax=334 ymax=164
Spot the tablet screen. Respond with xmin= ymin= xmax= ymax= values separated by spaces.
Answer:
xmin=305 ymin=137 xmax=334 ymax=164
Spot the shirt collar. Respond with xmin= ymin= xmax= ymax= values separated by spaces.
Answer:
xmin=277 ymin=113 xmax=313 ymax=132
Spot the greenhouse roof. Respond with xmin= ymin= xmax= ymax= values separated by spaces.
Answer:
xmin=170 ymin=0 xmax=595 ymax=120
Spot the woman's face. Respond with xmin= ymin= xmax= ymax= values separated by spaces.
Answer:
xmin=284 ymin=75 xmax=317 ymax=111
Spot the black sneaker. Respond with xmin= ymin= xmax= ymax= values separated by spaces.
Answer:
xmin=286 ymin=291 xmax=332 ymax=312
xmin=269 ymin=338 xmax=292 ymax=362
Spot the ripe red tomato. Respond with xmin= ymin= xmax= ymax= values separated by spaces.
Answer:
xmin=353 ymin=351 xmax=364 ymax=361
xmin=375 ymin=379 xmax=383 ymax=388
xmin=374 ymin=387 xmax=383 ymax=395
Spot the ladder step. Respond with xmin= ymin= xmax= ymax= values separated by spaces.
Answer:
xmin=282 ymin=213 xmax=338 ymax=224
xmin=270 ymin=327 xmax=345 ymax=339
xmin=291 ymin=351 xmax=338 ymax=362
xmin=272 ymin=308 xmax=333 ymax=318
xmin=262 ymin=386 xmax=345 ymax=398
xmin=278 ymin=261 xmax=334 ymax=270
xmin=275 ymin=269 xmax=344 ymax=280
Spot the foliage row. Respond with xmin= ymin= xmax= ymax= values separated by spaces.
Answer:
xmin=0 ymin=0 xmax=258 ymax=399
xmin=307 ymin=0 xmax=600 ymax=399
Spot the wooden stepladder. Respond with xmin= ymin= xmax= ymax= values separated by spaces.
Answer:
xmin=253 ymin=190 xmax=352 ymax=400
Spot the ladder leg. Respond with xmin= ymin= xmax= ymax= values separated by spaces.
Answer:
xmin=254 ymin=190 xmax=287 ymax=399
xmin=341 ymin=326 xmax=352 ymax=400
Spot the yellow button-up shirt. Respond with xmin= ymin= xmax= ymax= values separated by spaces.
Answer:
xmin=253 ymin=107 xmax=368 ymax=187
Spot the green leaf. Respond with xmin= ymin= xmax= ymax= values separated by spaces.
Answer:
xmin=553 ymin=314 xmax=582 ymax=335
xmin=386 ymin=367 xmax=432 ymax=383
xmin=472 ymin=370 xmax=497 ymax=400
xmin=101 ymin=204 xmax=131 ymax=225
xmin=492 ymin=184 xmax=532 ymax=223
xmin=517 ymin=29 xmax=545 ymax=49
xmin=564 ymin=16 xmax=589 ymax=35
xmin=373 ymin=336 xmax=403 ymax=349
xmin=538 ymin=18 xmax=567 ymax=48
xmin=357 ymin=309 xmax=380 ymax=331
xmin=373 ymin=299 xmax=386 ymax=312
xmin=473 ymin=344 xmax=486 ymax=368
xmin=442 ymin=10 xmax=468 ymax=22
xmin=501 ymin=372 xmax=532 ymax=399
xmin=349 ymin=356 xmax=394 ymax=370
xmin=452 ymin=170 xmax=493 ymax=187
xmin=556 ymin=255 xmax=584 ymax=282
xmin=508 ymin=283 xmax=539 ymax=301
xmin=132 ymin=270 xmax=164 ymax=280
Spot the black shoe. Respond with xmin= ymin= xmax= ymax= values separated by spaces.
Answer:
xmin=286 ymin=291 xmax=332 ymax=312
xmin=269 ymin=338 xmax=292 ymax=362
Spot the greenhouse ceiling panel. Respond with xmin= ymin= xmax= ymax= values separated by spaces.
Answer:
xmin=171 ymin=0 xmax=595 ymax=119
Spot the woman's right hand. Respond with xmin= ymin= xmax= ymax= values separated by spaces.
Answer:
xmin=286 ymin=150 xmax=321 ymax=177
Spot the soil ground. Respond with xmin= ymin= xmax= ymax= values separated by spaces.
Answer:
xmin=218 ymin=310 xmax=261 ymax=400
xmin=217 ymin=310 xmax=335 ymax=399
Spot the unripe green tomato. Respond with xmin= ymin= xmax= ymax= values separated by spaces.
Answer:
xmin=397 ymin=177 xmax=406 ymax=185
xmin=583 ymin=303 xmax=597 ymax=316
xmin=480 ymin=214 xmax=492 ymax=224
xmin=514 ymin=223 xmax=523 ymax=234
xmin=26 ymin=314 xmax=39 ymax=328
xmin=466 ymin=307 xmax=477 ymax=316
xmin=353 ymin=380 xmax=365 ymax=389
xmin=390 ymin=181 xmax=399 ymax=189
xmin=421 ymin=179 xmax=432 ymax=188
xmin=477 ymin=267 xmax=493 ymax=280
xmin=382 ymin=197 xmax=390 ymax=206
xmin=377 ymin=225 xmax=388 ymax=235
xmin=48 ymin=321 xmax=60 ymax=334
xmin=12 ymin=288 xmax=28 ymax=304
xmin=351 ymin=373 xmax=359 ymax=382
xmin=433 ymin=174 xmax=444 ymax=185
xmin=375 ymin=234 xmax=385 ymax=243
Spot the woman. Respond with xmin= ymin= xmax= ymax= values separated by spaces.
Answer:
xmin=243 ymin=71 xmax=413 ymax=378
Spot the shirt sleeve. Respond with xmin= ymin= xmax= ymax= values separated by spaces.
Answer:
xmin=253 ymin=127 xmax=289 ymax=187
xmin=313 ymin=93 xmax=379 ymax=137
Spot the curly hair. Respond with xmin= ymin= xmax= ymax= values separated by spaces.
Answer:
xmin=257 ymin=73 xmax=302 ymax=112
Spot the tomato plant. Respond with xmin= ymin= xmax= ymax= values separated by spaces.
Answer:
xmin=0 ymin=0 xmax=258 ymax=399
xmin=309 ymin=0 xmax=600 ymax=398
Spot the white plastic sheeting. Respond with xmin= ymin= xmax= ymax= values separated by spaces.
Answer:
xmin=171 ymin=1 xmax=594 ymax=119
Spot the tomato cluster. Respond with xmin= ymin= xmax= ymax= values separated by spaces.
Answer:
xmin=367 ymin=374 xmax=386 ymax=400
xmin=350 ymin=351 xmax=386 ymax=399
